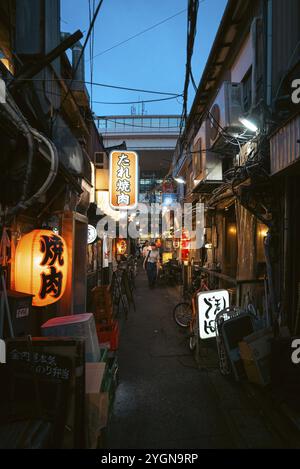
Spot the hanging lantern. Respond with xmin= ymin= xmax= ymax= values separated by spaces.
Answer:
xmin=15 ymin=230 xmax=68 ymax=307
xmin=116 ymin=239 xmax=127 ymax=255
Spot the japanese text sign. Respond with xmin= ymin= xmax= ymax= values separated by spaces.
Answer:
xmin=109 ymin=151 xmax=139 ymax=210
xmin=197 ymin=289 xmax=229 ymax=339
xmin=15 ymin=230 xmax=68 ymax=307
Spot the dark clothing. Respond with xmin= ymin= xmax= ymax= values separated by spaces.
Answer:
xmin=146 ymin=262 xmax=157 ymax=288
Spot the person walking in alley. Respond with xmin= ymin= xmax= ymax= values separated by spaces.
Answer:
xmin=142 ymin=240 xmax=151 ymax=258
xmin=143 ymin=242 xmax=160 ymax=288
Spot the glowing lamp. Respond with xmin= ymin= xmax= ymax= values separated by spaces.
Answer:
xmin=155 ymin=239 xmax=162 ymax=248
xmin=116 ymin=239 xmax=127 ymax=255
xmin=15 ymin=230 xmax=68 ymax=307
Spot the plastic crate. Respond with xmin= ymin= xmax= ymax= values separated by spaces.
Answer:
xmin=41 ymin=313 xmax=100 ymax=362
xmin=96 ymin=321 xmax=119 ymax=351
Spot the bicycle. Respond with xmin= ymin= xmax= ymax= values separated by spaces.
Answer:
xmin=173 ymin=273 xmax=210 ymax=351
xmin=158 ymin=260 xmax=181 ymax=287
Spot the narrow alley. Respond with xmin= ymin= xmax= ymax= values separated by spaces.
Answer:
xmin=1 ymin=0 xmax=300 ymax=458
xmin=107 ymin=267 xmax=286 ymax=449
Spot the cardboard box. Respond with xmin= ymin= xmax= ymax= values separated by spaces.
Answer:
xmin=239 ymin=327 xmax=291 ymax=387
xmin=239 ymin=329 xmax=273 ymax=386
xmin=242 ymin=357 xmax=271 ymax=386
xmin=85 ymin=362 xmax=109 ymax=449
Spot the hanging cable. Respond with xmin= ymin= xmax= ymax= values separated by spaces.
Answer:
xmin=13 ymin=77 xmax=180 ymax=96
xmin=179 ymin=0 xmax=199 ymax=137
xmin=190 ymin=70 xmax=198 ymax=93
xmin=93 ymin=95 xmax=182 ymax=105
xmin=88 ymin=8 xmax=187 ymax=61
xmin=31 ymin=86 xmax=182 ymax=106
xmin=88 ymin=0 xmax=93 ymax=107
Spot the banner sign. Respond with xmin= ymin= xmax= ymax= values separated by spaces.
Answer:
xmin=109 ymin=151 xmax=139 ymax=210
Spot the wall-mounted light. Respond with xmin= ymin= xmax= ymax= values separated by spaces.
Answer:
xmin=239 ymin=117 xmax=258 ymax=133
xmin=228 ymin=225 xmax=237 ymax=236
xmin=174 ymin=177 xmax=186 ymax=184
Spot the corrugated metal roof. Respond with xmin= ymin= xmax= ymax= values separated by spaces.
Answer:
xmin=270 ymin=114 xmax=300 ymax=175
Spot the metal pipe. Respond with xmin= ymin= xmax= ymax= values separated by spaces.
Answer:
xmin=283 ymin=175 xmax=289 ymax=326
xmin=266 ymin=0 xmax=273 ymax=107
xmin=20 ymin=128 xmax=59 ymax=210
xmin=1 ymin=93 xmax=59 ymax=216
xmin=5 ymin=93 xmax=34 ymax=203
xmin=264 ymin=231 xmax=278 ymax=328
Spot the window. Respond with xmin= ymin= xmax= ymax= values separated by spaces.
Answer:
xmin=242 ymin=67 xmax=252 ymax=113
xmin=95 ymin=152 xmax=106 ymax=168
xmin=193 ymin=138 xmax=203 ymax=179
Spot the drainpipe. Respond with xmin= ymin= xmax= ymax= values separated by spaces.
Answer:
xmin=264 ymin=231 xmax=279 ymax=333
xmin=250 ymin=17 xmax=258 ymax=109
xmin=266 ymin=0 xmax=273 ymax=107
xmin=282 ymin=176 xmax=290 ymax=327
xmin=72 ymin=41 xmax=85 ymax=87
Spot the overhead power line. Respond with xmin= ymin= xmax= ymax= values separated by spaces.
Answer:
xmin=33 ymin=86 xmax=182 ymax=105
xmin=93 ymin=95 xmax=182 ymax=105
xmin=87 ymin=8 xmax=187 ymax=62
xmin=16 ymin=78 xmax=180 ymax=96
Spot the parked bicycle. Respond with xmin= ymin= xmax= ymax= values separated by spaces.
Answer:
xmin=111 ymin=256 xmax=137 ymax=318
xmin=159 ymin=259 xmax=181 ymax=286
xmin=173 ymin=272 xmax=210 ymax=351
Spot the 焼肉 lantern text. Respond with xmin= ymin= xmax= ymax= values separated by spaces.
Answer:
xmin=15 ymin=230 xmax=68 ymax=307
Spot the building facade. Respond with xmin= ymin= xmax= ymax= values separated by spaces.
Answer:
xmin=0 ymin=0 xmax=106 ymax=334
xmin=172 ymin=0 xmax=300 ymax=330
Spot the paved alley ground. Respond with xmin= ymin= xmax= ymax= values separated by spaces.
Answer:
xmin=107 ymin=267 xmax=288 ymax=449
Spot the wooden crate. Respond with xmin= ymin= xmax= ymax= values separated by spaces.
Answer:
xmin=92 ymin=286 xmax=113 ymax=323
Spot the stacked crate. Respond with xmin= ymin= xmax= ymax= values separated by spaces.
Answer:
xmin=91 ymin=285 xmax=113 ymax=324
xmin=91 ymin=285 xmax=119 ymax=352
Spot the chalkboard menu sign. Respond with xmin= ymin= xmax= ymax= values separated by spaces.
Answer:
xmin=6 ymin=337 xmax=85 ymax=449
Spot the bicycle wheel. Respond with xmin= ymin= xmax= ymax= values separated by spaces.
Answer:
xmin=189 ymin=321 xmax=198 ymax=351
xmin=173 ymin=302 xmax=192 ymax=328
xmin=189 ymin=334 xmax=197 ymax=351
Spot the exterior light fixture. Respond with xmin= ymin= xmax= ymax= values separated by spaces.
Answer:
xmin=174 ymin=177 xmax=186 ymax=184
xmin=239 ymin=117 xmax=258 ymax=133
xmin=15 ymin=230 xmax=68 ymax=307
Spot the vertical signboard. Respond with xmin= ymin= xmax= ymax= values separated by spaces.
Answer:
xmin=197 ymin=289 xmax=229 ymax=339
xmin=109 ymin=151 xmax=139 ymax=210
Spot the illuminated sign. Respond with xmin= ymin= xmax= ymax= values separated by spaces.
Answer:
xmin=15 ymin=230 xmax=68 ymax=307
xmin=197 ymin=289 xmax=229 ymax=339
xmin=109 ymin=151 xmax=139 ymax=210
xmin=87 ymin=224 xmax=97 ymax=244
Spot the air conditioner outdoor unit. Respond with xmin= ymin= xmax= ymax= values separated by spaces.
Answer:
xmin=208 ymin=82 xmax=243 ymax=148
xmin=193 ymin=120 xmax=222 ymax=184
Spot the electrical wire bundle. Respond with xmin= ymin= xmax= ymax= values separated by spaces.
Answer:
xmin=179 ymin=0 xmax=199 ymax=137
